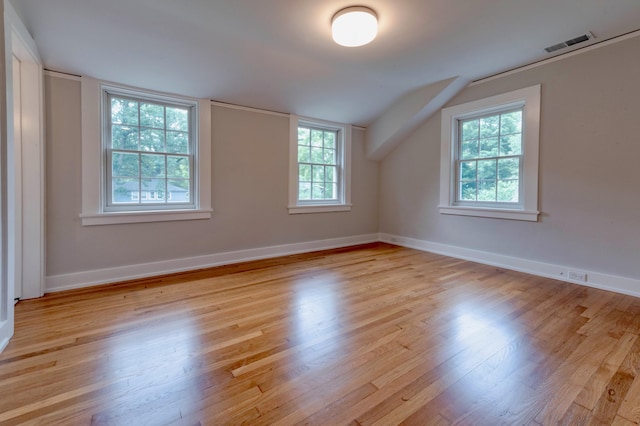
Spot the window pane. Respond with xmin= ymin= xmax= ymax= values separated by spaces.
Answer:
xmin=311 ymin=147 xmax=324 ymax=163
xmin=299 ymin=164 xmax=311 ymax=181
xmin=298 ymin=128 xmax=311 ymax=145
xmin=166 ymin=131 xmax=189 ymax=154
xmin=323 ymin=148 xmax=336 ymax=165
xmin=324 ymin=132 xmax=336 ymax=149
xmin=311 ymin=130 xmax=324 ymax=147
xmin=112 ymin=178 xmax=138 ymax=204
xmin=166 ymin=107 xmax=189 ymax=131
xmin=478 ymin=180 xmax=497 ymax=201
xmin=479 ymin=115 xmax=500 ymax=138
xmin=460 ymin=181 xmax=476 ymax=201
xmin=500 ymin=134 xmax=522 ymax=156
xmin=324 ymin=184 xmax=336 ymax=200
xmin=311 ymin=183 xmax=325 ymax=200
xmin=299 ymin=182 xmax=311 ymax=200
xmin=112 ymin=152 xmax=139 ymax=177
xmin=498 ymin=158 xmax=519 ymax=180
xmin=498 ymin=180 xmax=519 ymax=202
xmin=461 ymin=119 xmax=479 ymax=141
xmin=479 ymin=137 xmax=499 ymax=158
xmin=141 ymin=178 xmax=166 ymax=203
xmin=168 ymin=179 xmax=190 ymax=203
xmin=167 ymin=156 xmax=189 ymax=178
xmin=140 ymin=103 xmax=164 ymax=129
xmin=141 ymin=154 xmax=166 ymax=178
xmin=477 ymin=159 xmax=497 ymax=180
xmin=312 ymin=165 xmax=325 ymax=183
xmin=140 ymin=129 xmax=165 ymax=152
xmin=460 ymin=161 xmax=476 ymax=181
xmin=111 ymin=125 xmax=139 ymax=150
xmin=111 ymin=98 xmax=138 ymax=125
xmin=500 ymin=110 xmax=522 ymax=135
xmin=298 ymin=146 xmax=311 ymax=163
xmin=461 ymin=139 xmax=478 ymax=160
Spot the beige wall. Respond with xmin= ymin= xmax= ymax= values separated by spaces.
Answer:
xmin=45 ymin=34 xmax=640 ymax=284
xmin=45 ymin=75 xmax=379 ymax=276
xmin=379 ymin=36 xmax=640 ymax=280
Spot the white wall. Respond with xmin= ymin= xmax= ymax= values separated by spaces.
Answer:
xmin=379 ymin=35 xmax=640 ymax=285
xmin=44 ymin=75 xmax=379 ymax=288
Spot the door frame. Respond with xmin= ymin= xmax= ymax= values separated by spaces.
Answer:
xmin=6 ymin=2 xmax=44 ymax=301
xmin=0 ymin=0 xmax=44 ymax=353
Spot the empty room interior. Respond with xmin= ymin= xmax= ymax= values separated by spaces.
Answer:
xmin=1 ymin=0 xmax=640 ymax=424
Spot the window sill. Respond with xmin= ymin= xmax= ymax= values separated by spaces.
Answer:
xmin=81 ymin=209 xmax=213 ymax=226
xmin=438 ymin=205 xmax=539 ymax=222
xmin=288 ymin=204 xmax=352 ymax=214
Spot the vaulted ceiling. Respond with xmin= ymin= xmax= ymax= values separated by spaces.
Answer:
xmin=11 ymin=0 xmax=640 ymax=126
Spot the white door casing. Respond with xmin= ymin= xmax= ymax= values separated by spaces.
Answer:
xmin=1 ymin=0 xmax=44 ymax=353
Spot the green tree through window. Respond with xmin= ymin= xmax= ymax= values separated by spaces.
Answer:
xmin=457 ymin=109 xmax=522 ymax=203
xmin=297 ymin=125 xmax=339 ymax=201
xmin=107 ymin=94 xmax=193 ymax=208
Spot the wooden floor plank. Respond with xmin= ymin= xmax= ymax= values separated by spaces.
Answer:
xmin=1 ymin=242 xmax=639 ymax=424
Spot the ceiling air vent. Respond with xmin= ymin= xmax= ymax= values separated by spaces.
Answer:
xmin=545 ymin=32 xmax=595 ymax=53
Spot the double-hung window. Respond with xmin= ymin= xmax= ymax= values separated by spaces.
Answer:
xmin=80 ymin=77 xmax=212 ymax=225
xmin=457 ymin=108 xmax=523 ymax=204
xmin=439 ymin=85 xmax=540 ymax=221
xmin=288 ymin=116 xmax=352 ymax=214
xmin=106 ymin=92 xmax=194 ymax=211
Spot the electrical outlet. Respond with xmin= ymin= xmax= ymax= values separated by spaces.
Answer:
xmin=567 ymin=270 xmax=587 ymax=282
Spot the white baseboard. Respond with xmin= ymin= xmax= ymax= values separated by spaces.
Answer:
xmin=44 ymin=232 xmax=640 ymax=298
xmin=379 ymin=233 xmax=640 ymax=298
xmin=45 ymin=234 xmax=379 ymax=293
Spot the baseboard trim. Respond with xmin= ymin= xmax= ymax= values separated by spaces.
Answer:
xmin=45 ymin=234 xmax=379 ymax=293
xmin=44 ymin=232 xmax=640 ymax=298
xmin=379 ymin=233 xmax=640 ymax=298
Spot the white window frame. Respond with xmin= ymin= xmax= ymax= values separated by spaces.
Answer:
xmin=439 ymin=85 xmax=541 ymax=221
xmin=80 ymin=77 xmax=212 ymax=225
xmin=288 ymin=115 xmax=352 ymax=214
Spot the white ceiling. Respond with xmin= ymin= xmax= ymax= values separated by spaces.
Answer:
xmin=10 ymin=0 xmax=640 ymax=126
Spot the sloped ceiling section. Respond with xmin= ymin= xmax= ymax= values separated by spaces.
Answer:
xmin=365 ymin=77 xmax=469 ymax=161
xmin=9 ymin=1 xmax=640 ymax=127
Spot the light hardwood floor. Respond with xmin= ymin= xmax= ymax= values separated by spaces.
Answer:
xmin=1 ymin=243 xmax=639 ymax=425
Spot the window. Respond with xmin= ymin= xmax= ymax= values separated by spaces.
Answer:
xmin=439 ymin=85 xmax=540 ymax=221
xmin=297 ymin=125 xmax=339 ymax=202
xmin=457 ymin=109 xmax=522 ymax=204
xmin=288 ymin=116 xmax=352 ymax=214
xmin=80 ymin=77 xmax=212 ymax=225
xmin=106 ymin=92 xmax=193 ymax=211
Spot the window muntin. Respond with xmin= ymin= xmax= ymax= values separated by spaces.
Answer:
xmin=105 ymin=92 xmax=195 ymax=211
xmin=297 ymin=125 xmax=339 ymax=202
xmin=456 ymin=108 xmax=523 ymax=206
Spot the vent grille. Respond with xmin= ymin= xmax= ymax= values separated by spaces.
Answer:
xmin=545 ymin=32 xmax=595 ymax=53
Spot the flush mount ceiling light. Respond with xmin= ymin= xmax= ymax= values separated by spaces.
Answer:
xmin=331 ymin=6 xmax=378 ymax=47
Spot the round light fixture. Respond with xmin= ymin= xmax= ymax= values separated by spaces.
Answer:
xmin=331 ymin=6 xmax=378 ymax=47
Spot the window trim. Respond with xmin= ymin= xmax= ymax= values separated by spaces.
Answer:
xmin=439 ymin=85 xmax=541 ymax=221
xmin=80 ymin=77 xmax=212 ymax=226
xmin=288 ymin=115 xmax=352 ymax=214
